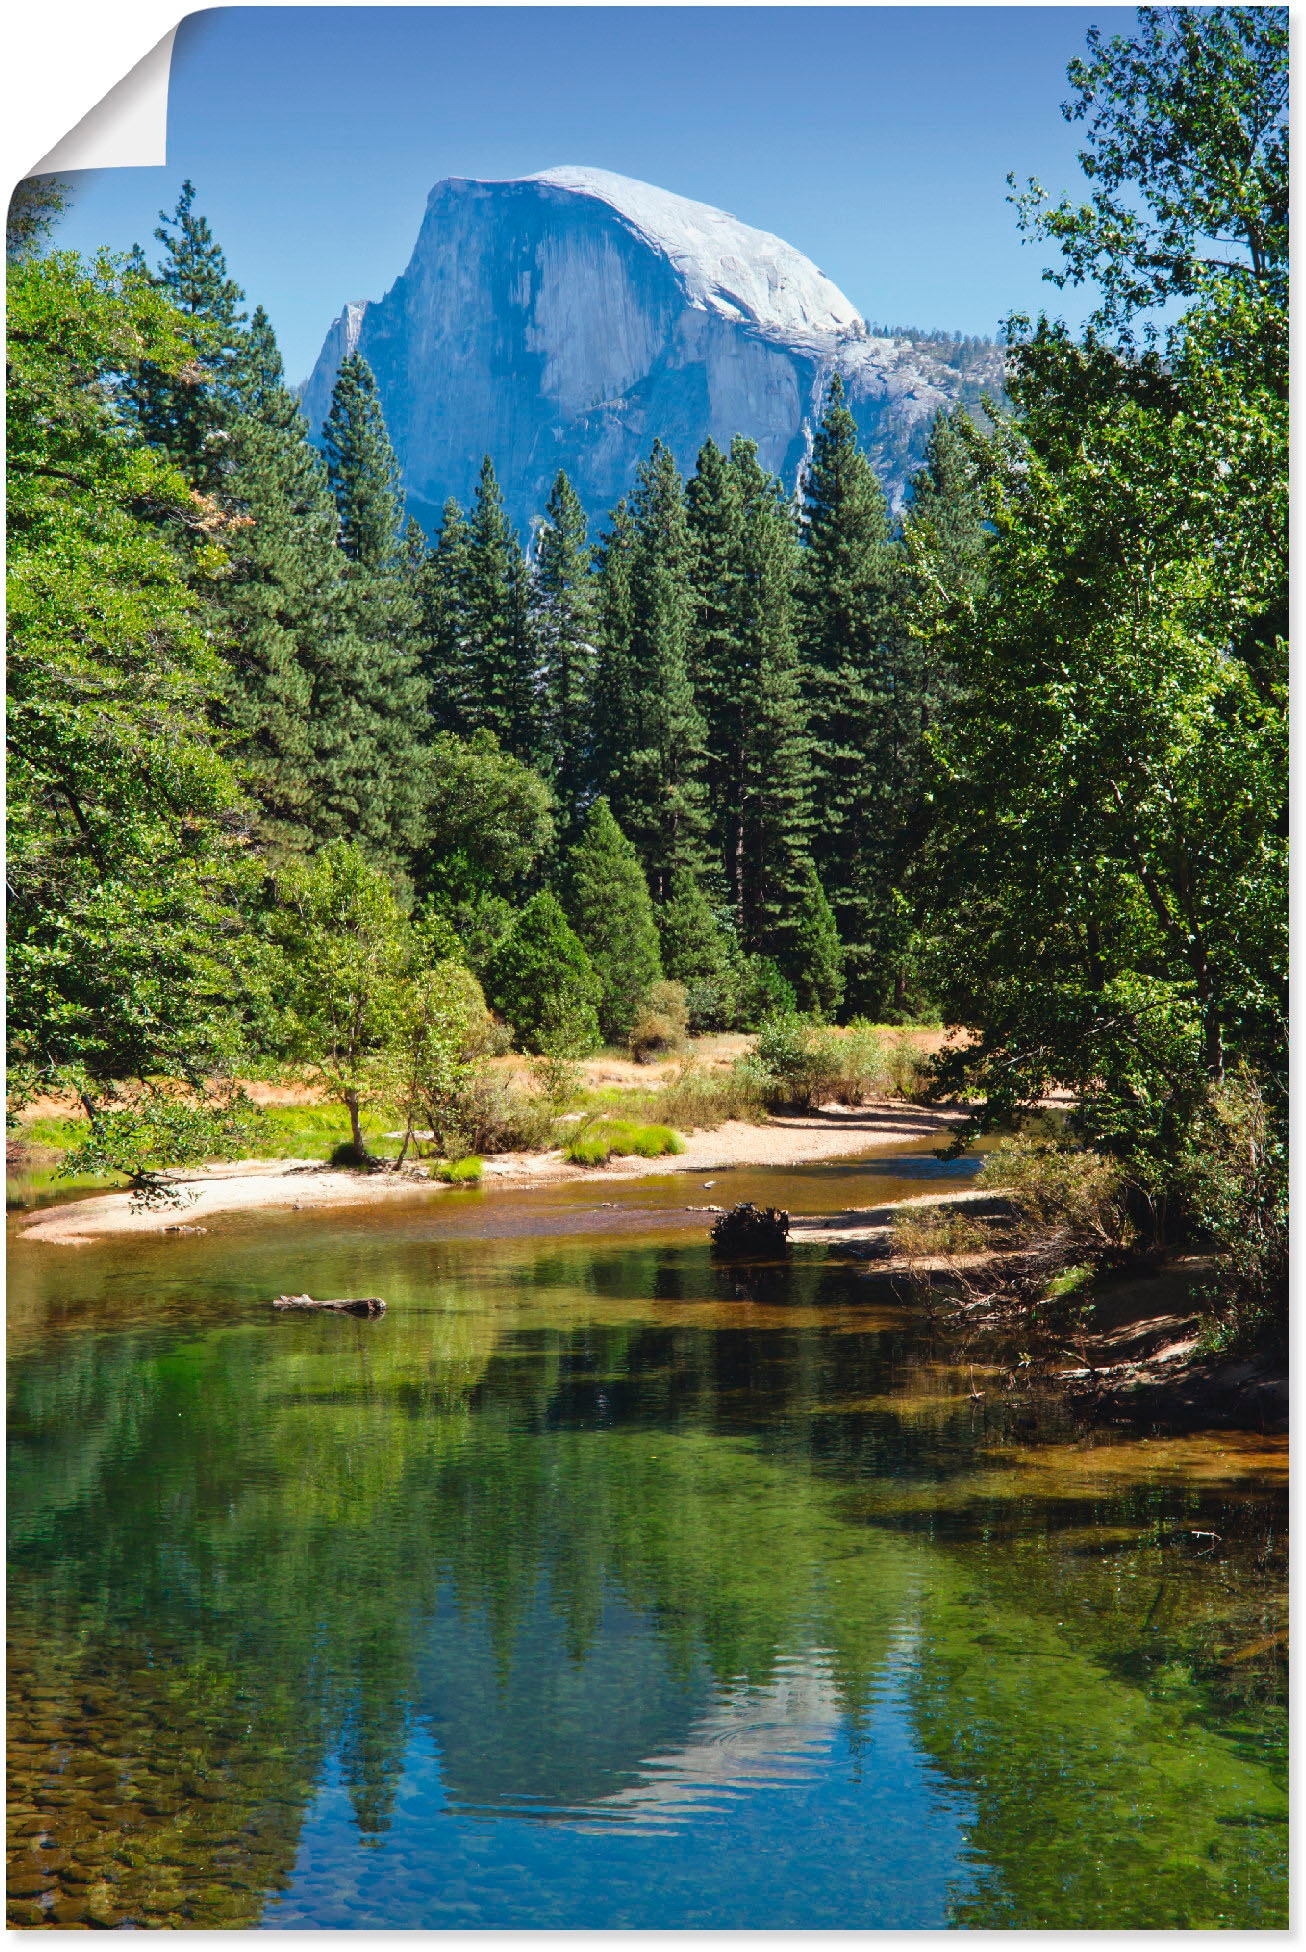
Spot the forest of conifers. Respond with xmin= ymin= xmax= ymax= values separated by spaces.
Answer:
xmin=7 ymin=9 xmax=1286 ymax=1337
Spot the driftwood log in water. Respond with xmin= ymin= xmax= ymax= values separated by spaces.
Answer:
xmin=273 ymin=1293 xmax=386 ymax=1317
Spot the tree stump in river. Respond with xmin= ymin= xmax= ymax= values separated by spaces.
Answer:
xmin=272 ymin=1294 xmax=386 ymax=1317
xmin=709 ymin=1204 xmax=791 ymax=1261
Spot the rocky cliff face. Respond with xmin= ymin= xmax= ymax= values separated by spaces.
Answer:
xmin=299 ymin=167 xmax=1004 ymax=535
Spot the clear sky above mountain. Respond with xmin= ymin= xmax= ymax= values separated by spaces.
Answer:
xmin=48 ymin=5 xmax=1121 ymax=383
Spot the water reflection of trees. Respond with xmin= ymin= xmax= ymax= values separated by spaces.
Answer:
xmin=6 ymin=1247 xmax=1288 ymax=1928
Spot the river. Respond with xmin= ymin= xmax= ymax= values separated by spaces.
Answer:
xmin=7 ymin=1139 xmax=1288 ymax=1929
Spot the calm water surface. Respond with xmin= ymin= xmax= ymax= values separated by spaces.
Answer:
xmin=7 ymin=1142 xmax=1288 ymax=1929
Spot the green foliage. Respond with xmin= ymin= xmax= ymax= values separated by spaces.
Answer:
xmin=58 ymin=1085 xmax=262 ymax=1210
xmin=7 ymin=176 xmax=67 ymax=259
xmin=734 ymin=955 xmax=796 ymax=1030
xmin=686 ymin=439 xmax=811 ymax=952
xmin=416 ymin=496 xmax=473 ymax=731
xmin=413 ymin=729 xmax=554 ymax=909
xmin=127 ymin=179 xmax=248 ymax=492
xmin=782 ymin=862 xmax=844 ymax=1021
xmin=798 ymin=374 xmax=904 ymax=1011
xmin=892 ymin=1203 xmax=988 ymax=1263
xmin=564 ymin=798 xmax=662 ymax=1042
xmin=748 ymin=1015 xmax=893 ymax=1113
xmin=7 ymin=242 xmax=252 ymax=1099
xmin=460 ymin=456 xmax=540 ymax=763
xmin=594 ymin=442 xmax=708 ymax=898
xmin=633 ymin=1063 xmax=770 ymax=1132
xmin=391 ymin=958 xmax=493 ymax=1167
xmin=917 ymin=12 xmax=1286 ymax=1317
xmin=483 ymin=892 xmax=602 ymax=1056
xmin=218 ymin=306 xmax=363 ymax=854
xmin=1012 ymin=7 xmax=1287 ymax=343
xmin=1181 ymin=1069 xmax=1287 ymax=1348
xmin=262 ymin=841 xmax=410 ymax=1154
xmin=977 ymin=1135 xmax=1132 ymax=1255
xmin=658 ymin=867 xmax=739 ymax=1031
xmin=322 ymin=352 xmax=405 ymax=568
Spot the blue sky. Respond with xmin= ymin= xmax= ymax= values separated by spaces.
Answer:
xmin=49 ymin=5 xmax=1125 ymax=383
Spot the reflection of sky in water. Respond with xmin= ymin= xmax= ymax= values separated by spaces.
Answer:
xmin=264 ymin=1636 xmax=981 ymax=1930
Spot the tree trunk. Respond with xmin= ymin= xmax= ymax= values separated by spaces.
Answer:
xmin=345 ymin=1089 xmax=364 ymax=1155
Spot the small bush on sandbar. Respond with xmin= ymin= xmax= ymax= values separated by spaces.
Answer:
xmin=435 ymin=1155 xmax=483 ymax=1184
xmin=628 ymin=981 xmax=690 ymax=1062
xmin=563 ymin=1120 xmax=686 ymax=1165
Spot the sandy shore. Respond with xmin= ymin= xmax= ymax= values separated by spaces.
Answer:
xmin=15 ymin=1100 xmax=969 ymax=1245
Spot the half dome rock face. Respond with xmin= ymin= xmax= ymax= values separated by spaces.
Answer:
xmin=299 ymin=167 xmax=1003 ymax=535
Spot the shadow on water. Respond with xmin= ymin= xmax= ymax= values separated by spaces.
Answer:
xmin=6 ymin=1137 xmax=1288 ymax=1929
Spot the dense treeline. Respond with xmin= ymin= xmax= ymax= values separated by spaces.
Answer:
xmin=5 ymin=7 xmax=1287 ymax=1338
xmin=8 ymin=170 xmax=978 ymax=1105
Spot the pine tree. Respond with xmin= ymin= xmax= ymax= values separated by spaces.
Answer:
xmin=322 ymin=353 xmax=405 ymax=568
xmin=484 ymin=892 xmax=602 ymax=1056
xmin=318 ymin=353 xmax=430 ymax=867
xmin=532 ymin=470 xmax=596 ymax=834
xmin=658 ymin=867 xmax=738 ymax=1030
xmin=564 ymin=798 xmax=662 ymax=1043
xmin=129 ymin=180 xmax=248 ymax=491
xmin=217 ymin=305 xmax=342 ymax=850
xmin=732 ymin=440 xmax=813 ymax=956
xmin=783 ymin=862 xmax=845 ymax=1021
xmin=685 ymin=438 xmax=744 ymax=876
xmin=591 ymin=497 xmax=637 ymax=801
xmin=688 ymin=438 xmax=812 ymax=959
xmin=461 ymin=456 xmax=541 ymax=764
xmin=596 ymin=442 xmax=708 ymax=900
xmin=415 ymin=497 xmax=473 ymax=733
xmin=903 ymin=407 xmax=990 ymax=608
xmin=887 ymin=408 xmax=994 ymax=1011
xmin=798 ymin=375 xmax=904 ymax=1011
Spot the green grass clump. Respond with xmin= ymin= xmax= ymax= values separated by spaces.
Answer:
xmin=563 ymin=1120 xmax=686 ymax=1165
xmin=435 ymin=1155 xmax=484 ymax=1184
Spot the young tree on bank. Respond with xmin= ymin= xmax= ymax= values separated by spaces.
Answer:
xmin=564 ymin=799 xmax=662 ymax=1044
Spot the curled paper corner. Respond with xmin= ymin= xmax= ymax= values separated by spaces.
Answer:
xmin=31 ymin=25 xmax=178 ymax=176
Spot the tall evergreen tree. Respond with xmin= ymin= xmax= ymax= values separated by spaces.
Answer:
xmin=217 ymin=304 xmax=344 ymax=851
xmin=532 ymin=470 xmax=596 ymax=834
xmin=798 ymin=375 xmax=904 ymax=1011
xmin=128 ymin=180 xmax=248 ymax=492
xmin=883 ymin=407 xmax=995 ymax=1010
xmin=318 ymin=354 xmax=429 ymax=867
xmin=658 ymin=867 xmax=738 ymax=1030
xmin=783 ymin=862 xmax=845 ymax=1021
xmin=460 ymin=457 xmax=541 ymax=764
xmin=595 ymin=442 xmax=708 ymax=901
xmin=903 ymin=407 xmax=991 ymax=610
xmin=591 ymin=497 xmax=637 ymax=801
xmin=564 ymin=799 xmax=662 ymax=1043
xmin=688 ymin=437 xmax=812 ymax=960
xmin=322 ymin=353 xmax=406 ymax=568
xmin=415 ymin=497 xmax=473 ymax=733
